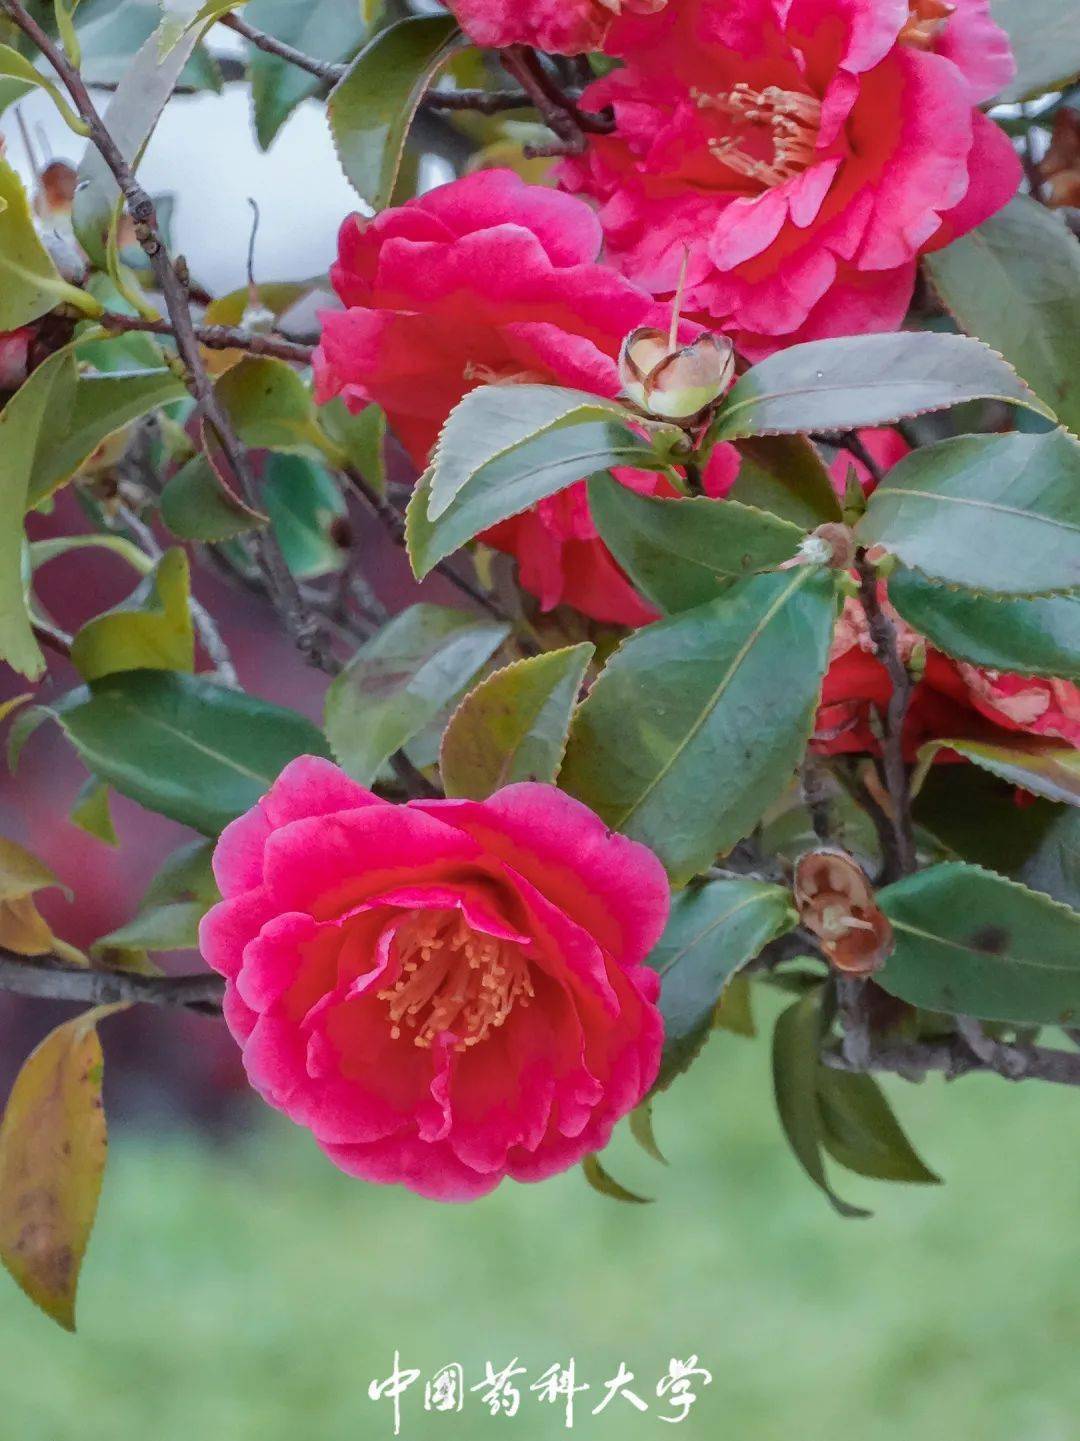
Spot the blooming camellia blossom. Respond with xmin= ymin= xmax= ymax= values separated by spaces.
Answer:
xmin=445 ymin=0 xmax=668 ymax=56
xmin=561 ymin=0 xmax=1021 ymax=356
xmin=314 ymin=169 xmax=737 ymax=626
xmin=200 ymin=758 xmax=669 ymax=1201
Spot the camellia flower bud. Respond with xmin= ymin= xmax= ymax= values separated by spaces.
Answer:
xmin=794 ymin=849 xmax=895 ymax=977
xmin=619 ymin=326 xmax=735 ymax=423
xmin=0 ymin=328 xmax=33 ymax=393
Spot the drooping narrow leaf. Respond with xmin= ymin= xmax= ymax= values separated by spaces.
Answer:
xmin=582 ymin=1154 xmax=651 ymax=1205
xmin=772 ymin=988 xmax=869 ymax=1219
xmin=42 ymin=671 xmax=331 ymax=835
xmin=889 ymin=566 xmax=1080 ymax=681
xmin=858 ymin=429 xmax=1080 ymax=595
xmin=70 ymin=548 xmax=194 ymax=682
xmin=440 ymin=644 xmax=593 ymax=800
xmin=709 ymin=332 xmax=1051 ymax=442
xmin=647 ymin=878 xmax=795 ymax=1089
xmin=325 ymin=605 xmax=509 ymax=786
xmin=588 ymin=472 xmax=806 ymax=614
xmin=0 ymin=1006 xmax=118 ymax=1330
xmin=328 ymin=15 xmax=463 ymax=210
xmin=879 ymin=862 xmax=1080 ymax=1025
xmin=560 ymin=568 xmax=839 ymax=884
xmin=0 ymin=836 xmax=66 ymax=957
xmin=926 ymin=198 xmax=1080 ymax=435
xmin=817 ymin=1070 xmax=940 ymax=1185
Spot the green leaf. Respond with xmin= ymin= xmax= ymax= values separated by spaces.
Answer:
xmin=916 ymin=737 xmax=1080 ymax=809
xmin=408 ymin=422 xmax=673 ymax=581
xmin=628 ymin=1100 xmax=666 ymax=1165
xmin=69 ymin=777 xmax=118 ymax=846
xmin=857 ymin=429 xmax=1080 ymax=596
xmin=247 ymin=0 xmax=368 ymax=149
xmin=160 ymin=453 xmax=267 ymax=542
xmin=70 ymin=548 xmax=194 ymax=682
xmin=581 ymin=1154 xmax=651 ymax=1205
xmin=926 ymin=198 xmax=1080 ymax=437
xmin=73 ymin=23 xmax=202 ymax=264
xmin=92 ymin=899 xmax=204 ymax=954
xmin=588 ymin=473 xmax=806 ymax=614
xmin=0 ymin=157 xmax=76 ymax=328
xmin=215 ymin=356 xmax=322 ymax=454
xmin=990 ymin=0 xmax=1080 ymax=101
xmin=559 ymin=568 xmax=838 ymax=884
xmin=317 ymin=398 xmax=386 ymax=492
xmin=46 ymin=670 xmax=331 ymax=835
xmin=74 ymin=0 xmax=219 ymax=89
xmin=879 ymin=862 xmax=1080 ymax=1025
xmin=889 ymin=565 xmax=1080 ymax=680
xmin=708 ymin=332 xmax=1051 ymax=442
xmin=772 ymin=988 xmax=869 ymax=1219
xmin=27 ymin=366 xmax=188 ymax=507
xmin=647 ymin=878 xmax=795 ymax=1090
xmin=328 ymin=15 xmax=463 ymax=210
xmin=726 ymin=435 xmax=842 ymax=527
xmin=261 ymin=453 xmax=347 ymax=580
xmin=0 ymin=1007 xmax=115 ymax=1331
xmin=817 ymin=1070 xmax=940 ymax=1185
xmin=440 ymin=644 xmax=593 ymax=800
xmin=139 ymin=836 xmax=218 ymax=910
xmin=0 ymin=48 xmax=86 ymax=137
xmin=0 ymin=350 xmax=77 ymax=680
xmin=325 ymin=605 xmax=509 ymax=786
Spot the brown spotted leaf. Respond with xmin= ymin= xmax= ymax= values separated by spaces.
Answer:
xmin=0 ymin=1005 xmax=121 ymax=1330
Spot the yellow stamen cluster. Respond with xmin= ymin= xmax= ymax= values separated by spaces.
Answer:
xmin=380 ymin=909 xmax=534 ymax=1053
xmin=899 ymin=0 xmax=956 ymax=48
xmin=694 ymin=82 xmax=822 ymax=188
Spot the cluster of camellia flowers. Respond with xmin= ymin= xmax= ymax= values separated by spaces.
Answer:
xmin=207 ymin=0 xmax=1080 ymax=1202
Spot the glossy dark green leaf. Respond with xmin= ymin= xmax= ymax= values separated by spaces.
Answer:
xmin=858 ymin=430 xmax=1080 ymax=595
xmin=328 ymin=15 xmax=462 ymax=210
xmin=408 ymin=422 xmax=673 ymax=580
xmin=709 ymin=333 xmax=1050 ymax=442
xmin=261 ymin=453 xmax=347 ymax=580
xmin=926 ymin=198 xmax=1080 ymax=436
xmin=727 ymin=435 xmax=842 ymax=527
xmin=817 ymin=1070 xmax=940 ymax=1185
xmin=588 ymin=472 xmax=805 ymax=613
xmin=647 ymin=878 xmax=795 ymax=1090
xmin=27 ymin=368 xmax=188 ymax=507
xmin=248 ymin=0 xmax=367 ymax=148
xmin=560 ymin=568 xmax=838 ymax=884
xmin=440 ymin=643 xmax=592 ymax=800
xmin=990 ymin=0 xmax=1080 ymax=100
xmin=917 ymin=737 xmax=1080 ymax=808
xmin=70 ymin=549 xmax=194 ymax=682
xmin=772 ymin=989 xmax=869 ymax=1219
xmin=140 ymin=837 xmax=219 ymax=911
xmin=889 ymin=566 xmax=1080 ymax=680
xmin=51 ymin=670 xmax=331 ymax=835
xmin=879 ymin=862 xmax=1080 ymax=1025
xmin=325 ymin=605 xmax=509 ymax=785
xmin=160 ymin=454 xmax=267 ymax=542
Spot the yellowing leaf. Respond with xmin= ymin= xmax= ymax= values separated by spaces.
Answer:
xmin=70 ymin=548 xmax=195 ymax=682
xmin=0 ymin=1006 xmax=120 ymax=1330
xmin=0 ymin=836 xmax=64 ymax=957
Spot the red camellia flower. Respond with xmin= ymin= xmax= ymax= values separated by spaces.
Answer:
xmin=199 ymin=758 xmax=669 ymax=1201
xmin=560 ymin=0 xmax=1021 ymax=356
xmin=314 ymin=169 xmax=737 ymax=626
xmin=445 ymin=0 xmax=668 ymax=55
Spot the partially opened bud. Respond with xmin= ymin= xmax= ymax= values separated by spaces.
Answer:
xmin=620 ymin=327 xmax=735 ymax=422
xmin=794 ymin=848 xmax=894 ymax=976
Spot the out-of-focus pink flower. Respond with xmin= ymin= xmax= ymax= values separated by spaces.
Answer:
xmin=445 ymin=0 xmax=668 ymax=55
xmin=200 ymin=758 xmax=670 ymax=1201
xmin=0 ymin=328 xmax=33 ymax=392
xmin=561 ymin=0 xmax=1020 ymax=357
xmin=314 ymin=169 xmax=738 ymax=626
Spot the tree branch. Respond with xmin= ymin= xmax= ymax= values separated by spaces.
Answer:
xmin=0 ymin=951 xmax=224 ymax=1016
xmin=2 ymin=0 xmax=329 ymax=673
xmin=823 ymin=1034 xmax=1080 ymax=1089
xmin=100 ymin=310 xmax=315 ymax=366
xmin=218 ymin=11 xmax=342 ymax=82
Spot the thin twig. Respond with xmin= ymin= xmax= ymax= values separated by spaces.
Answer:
xmin=218 ymin=10 xmax=342 ymax=82
xmin=823 ymin=1035 xmax=1080 ymax=1089
xmin=2 ymin=0 xmax=328 ymax=673
xmin=99 ymin=310 xmax=315 ymax=365
xmin=0 ymin=951 xmax=224 ymax=1016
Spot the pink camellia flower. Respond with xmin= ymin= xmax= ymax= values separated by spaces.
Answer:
xmin=315 ymin=169 xmax=738 ymax=626
xmin=561 ymin=0 xmax=1021 ymax=356
xmin=199 ymin=757 xmax=669 ymax=1201
xmin=445 ymin=0 xmax=667 ymax=56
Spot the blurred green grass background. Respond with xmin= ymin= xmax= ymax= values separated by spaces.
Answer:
xmin=2 ymin=992 xmax=1079 ymax=1441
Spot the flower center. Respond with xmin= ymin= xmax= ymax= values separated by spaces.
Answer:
xmin=694 ymin=83 xmax=822 ymax=189
xmin=899 ymin=0 xmax=955 ymax=47
xmin=379 ymin=909 xmax=534 ymax=1052
xmin=463 ymin=361 xmax=544 ymax=387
